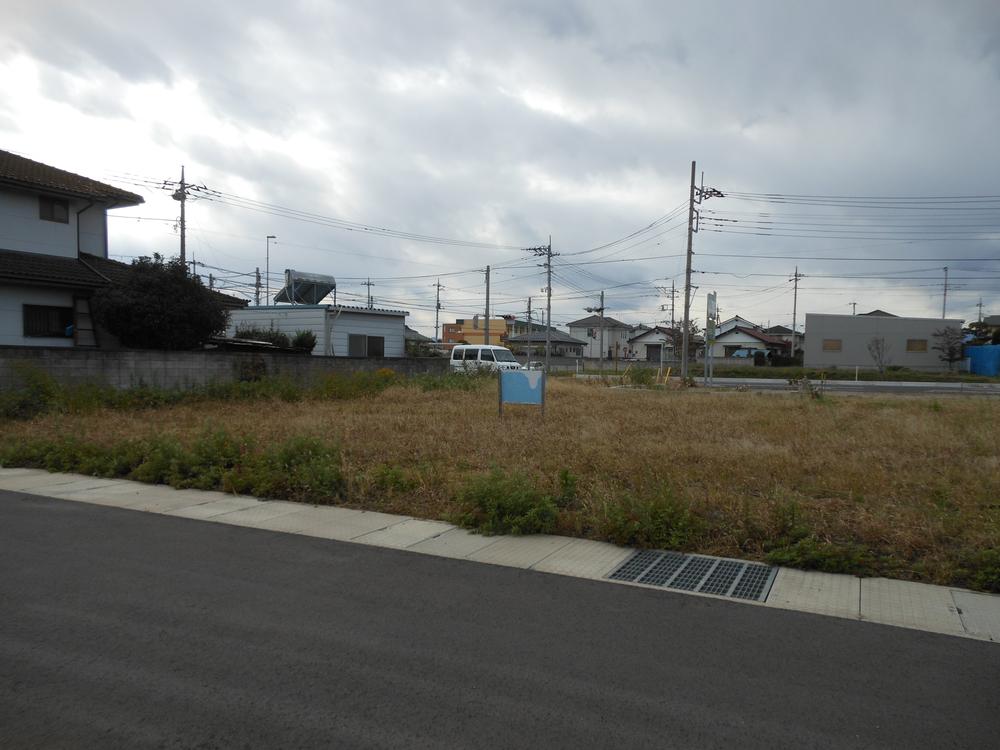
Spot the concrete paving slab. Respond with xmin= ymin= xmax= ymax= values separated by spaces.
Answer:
xmin=468 ymin=535 xmax=573 ymax=569
xmin=406 ymin=527 xmax=501 ymax=559
xmin=952 ymin=590 xmax=1000 ymax=641
xmin=0 ymin=468 xmax=51 ymax=478
xmin=533 ymin=538 xmax=631 ymax=579
xmin=164 ymin=496 xmax=262 ymax=520
xmin=17 ymin=478 xmax=133 ymax=498
xmin=250 ymin=505 xmax=408 ymax=541
xmin=860 ymin=578 xmax=966 ymax=636
xmin=0 ymin=472 xmax=100 ymax=491
xmin=766 ymin=569 xmax=861 ymax=620
xmin=207 ymin=501 xmax=306 ymax=528
xmin=355 ymin=519 xmax=455 ymax=549
xmin=129 ymin=491 xmax=238 ymax=514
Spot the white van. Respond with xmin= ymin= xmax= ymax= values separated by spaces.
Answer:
xmin=450 ymin=344 xmax=523 ymax=373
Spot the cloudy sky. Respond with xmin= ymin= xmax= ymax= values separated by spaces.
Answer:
xmin=3 ymin=0 xmax=999 ymax=336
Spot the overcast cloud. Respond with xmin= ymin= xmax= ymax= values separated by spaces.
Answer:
xmin=3 ymin=0 xmax=999 ymax=333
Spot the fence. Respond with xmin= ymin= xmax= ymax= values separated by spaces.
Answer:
xmin=0 ymin=346 xmax=449 ymax=391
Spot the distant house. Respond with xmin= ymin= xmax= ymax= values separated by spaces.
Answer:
xmin=804 ymin=312 xmax=964 ymax=372
xmin=228 ymin=305 xmax=408 ymax=357
xmin=566 ymin=314 xmax=633 ymax=359
xmin=716 ymin=316 xmax=762 ymax=336
xmin=982 ymin=315 xmax=1000 ymax=335
xmin=505 ymin=330 xmax=587 ymax=358
xmin=628 ymin=326 xmax=676 ymax=362
xmin=441 ymin=316 xmax=507 ymax=347
xmin=708 ymin=326 xmax=790 ymax=359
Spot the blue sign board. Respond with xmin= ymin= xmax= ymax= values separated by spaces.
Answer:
xmin=499 ymin=370 xmax=545 ymax=414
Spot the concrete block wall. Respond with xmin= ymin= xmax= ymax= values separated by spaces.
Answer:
xmin=0 ymin=347 xmax=448 ymax=391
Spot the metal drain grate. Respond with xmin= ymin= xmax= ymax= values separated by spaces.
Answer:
xmin=607 ymin=550 xmax=777 ymax=602
xmin=637 ymin=551 xmax=687 ymax=586
xmin=609 ymin=549 xmax=662 ymax=581
xmin=730 ymin=563 xmax=776 ymax=601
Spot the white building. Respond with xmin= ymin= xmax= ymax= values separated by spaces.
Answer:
xmin=567 ymin=314 xmax=634 ymax=359
xmin=0 ymin=149 xmax=144 ymax=347
xmin=707 ymin=326 xmax=791 ymax=358
xmin=628 ymin=326 xmax=676 ymax=362
xmin=227 ymin=304 xmax=409 ymax=358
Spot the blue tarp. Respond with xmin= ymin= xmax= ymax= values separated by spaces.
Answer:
xmin=968 ymin=345 xmax=1000 ymax=376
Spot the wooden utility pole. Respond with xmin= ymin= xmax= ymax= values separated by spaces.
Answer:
xmin=484 ymin=265 xmax=491 ymax=346
xmin=545 ymin=239 xmax=553 ymax=372
xmin=942 ymin=266 xmax=949 ymax=318
xmin=790 ymin=266 xmax=802 ymax=357
xmin=254 ymin=267 xmax=261 ymax=306
xmin=363 ymin=277 xmax=374 ymax=308
xmin=171 ymin=166 xmax=187 ymax=273
xmin=526 ymin=296 xmax=532 ymax=362
xmin=434 ymin=279 xmax=443 ymax=342
xmin=681 ymin=161 xmax=696 ymax=379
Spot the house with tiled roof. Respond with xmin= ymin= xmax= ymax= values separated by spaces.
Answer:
xmin=566 ymin=314 xmax=634 ymax=359
xmin=707 ymin=326 xmax=791 ymax=359
xmin=0 ymin=150 xmax=244 ymax=348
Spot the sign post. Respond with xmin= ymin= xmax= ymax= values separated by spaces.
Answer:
xmin=498 ymin=370 xmax=546 ymax=418
xmin=705 ymin=292 xmax=717 ymax=387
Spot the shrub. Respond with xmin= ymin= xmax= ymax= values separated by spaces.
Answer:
xmin=626 ymin=367 xmax=655 ymax=386
xmin=595 ymin=489 xmax=700 ymax=550
xmin=765 ymin=536 xmax=875 ymax=576
xmin=954 ymin=549 xmax=1000 ymax=593
xmin=234 ymin=325 xmax=291 ymax=349
xmin=92 ymin=254 xmax=228 ymax=349
xmin=457 ymin=469 xmax=558 ymax=535
xmin=292 ymin=330 xmax=317 ymax=352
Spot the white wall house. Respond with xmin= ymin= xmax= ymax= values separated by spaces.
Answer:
xmin=707 ymin=327 xmax=791 ymax=358
xmin=628 ymin=327 xmax=676 ymax=362
xmin=567 ymin=314 xmax=634 ymax=359
xmin=0 ymin=149 xmax=144 ymax=348
xmin=227 ymin=304 xmax=409 ymax=358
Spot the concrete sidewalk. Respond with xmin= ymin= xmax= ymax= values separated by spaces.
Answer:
xmin=2 ymin=467 xmax=998 ymax=643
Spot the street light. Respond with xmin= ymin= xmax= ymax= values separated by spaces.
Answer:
xmin=265 ymin=235 xmax=276 ymax=306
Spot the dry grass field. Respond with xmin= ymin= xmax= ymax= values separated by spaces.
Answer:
xmin=2 ymin=374 xmax=998 ymax=589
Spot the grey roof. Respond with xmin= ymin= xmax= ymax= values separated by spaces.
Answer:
xmin=506 ymin=330 xmax=588 ymax=345
xmin=629 ymin=326 xmax=676 ymax=343
xmin=0 ymin=248 xmax=247 ymax=309
xmin=0 ymin=149 xmax=143 ymax=206
xmin=861 ymin=309 xmax=898 ymax=317
xmin=566 ymin=314 xmax=631 ymax=329
xmin=765 ymin=325 xmax=793 ymax=334
xmin=405 ymin=326 xmax=432 ymax=341
xmin=983 ymin=315 xmax=1000 ymax=326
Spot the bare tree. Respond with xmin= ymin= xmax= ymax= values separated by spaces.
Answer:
xmin=933 ymin=326 xmax=965 ymax=371
xmin=867 ymin=336 xmax=891 ymax=374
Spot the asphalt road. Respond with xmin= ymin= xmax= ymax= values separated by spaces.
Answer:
xmin=2 ymin=490 xmax=998 ymax=749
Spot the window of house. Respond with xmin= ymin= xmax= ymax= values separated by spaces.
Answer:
xmin=23 ymin=305 xmax=73 ymax=337
xmin=822 ymin=339 xmax=842 ymax=352
xmin=906 ymin=339 xmax=928 ymax=352
xmin=39 ymin=196 xmax=69 ymax=223
xmin=348 ymin=334 xmax=385 ymax=357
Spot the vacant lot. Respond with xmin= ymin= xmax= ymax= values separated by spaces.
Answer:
xmin=2 ymin=373 xmax=998 ymax=590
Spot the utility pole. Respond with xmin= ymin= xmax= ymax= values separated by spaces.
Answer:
xmin=790 ymin=266 xmax=802 ymax=358
xmin=586 ymin=291 xmax=606 ymax=370
xmin=484 ymin=265 xmax=491 ymax=346
xmin=679 ymin=162 xmax=723 ymax=379
xmin=942 ymin=266 xmax=949 ymax=318
xmin=526 ymin=296 xmax=532 ymax=363
xmin=209 ymin=273 xmax=214 ymax=290
xmin=546 ymin=238 xmax=553 ymax=372
xmin=363 ymin=277 xmax=374 ymax=309
xmin=433 ymin=279 xmax=443 ymax=342
xmin=525 ymin=241 xmax=556 ymax=372
xmin=265 ymin=235 xmax=276 ymax=305
xmin=849 ymin=301 xmax=857 ymax=316
xmin=681 ymin=161 xmax=696 ymax=379
xmin=254 ymin=267 xmax=261 ymax=306
xmin=977 ymin=297 xmax=984 ymax=324
xmin=171 ymin=166 xmax=187 ymax=273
